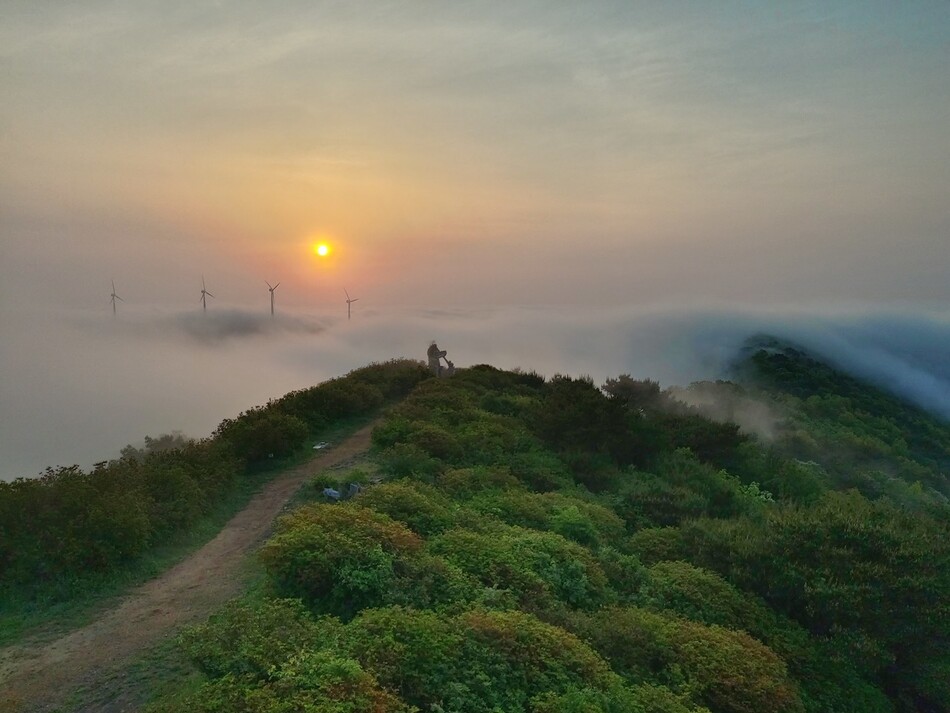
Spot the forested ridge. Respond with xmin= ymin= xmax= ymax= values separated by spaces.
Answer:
xmin=3 ymin=344 xmax=948 ymax=712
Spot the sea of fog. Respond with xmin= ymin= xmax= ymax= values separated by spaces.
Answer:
xmin=2 ymin=304 xmax=949 ymax=480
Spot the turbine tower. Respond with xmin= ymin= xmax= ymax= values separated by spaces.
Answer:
xmin=266 ymin=281 xmax=280 ymax=316
xmin=200 ymin=276 xmax=214 ymax=312
xmin=344 ymin=288 xmax=359 ymax=320
xmin=110 ymin=280 xmax=123 ymax=316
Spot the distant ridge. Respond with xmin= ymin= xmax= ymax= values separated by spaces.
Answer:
xmin=734 ymin=333 xmax=946 ymax=420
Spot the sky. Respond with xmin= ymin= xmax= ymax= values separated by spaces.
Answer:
xmin=2 ymin=1 xmax=948 ymax=310
xmin=1 ymin=2 xmax=949 ymax=477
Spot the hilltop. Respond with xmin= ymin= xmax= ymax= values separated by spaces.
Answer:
xmin=1 ymin=349 xmax=948 ymax=713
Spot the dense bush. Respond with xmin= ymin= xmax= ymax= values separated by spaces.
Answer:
xmin=354 ymin=479 xmax=456 ymax=536
xmin=672 ymin=491 xmax=950 ymax=710
xmin=530 ymin=684 xmax=706 ymax=713
xmin=178 ymin=598 xmax=333 ymax=679
xmin=530 ymin=375 xmax=628 ymax=458
xmin=436 ymin=465 xmax=524 ymax=498
xmin=340 ymin=607 xmax=621 ymax=713
xmin=151 ymin=649 xmax=412 ymax=713
xmin=627 ymin=527 xmax=688 ymax=565
xmin=259 ymin=503 xmax=423 ymax=618
xmin=427 ymin=525 xmax=611 ymax=612
xmin=465 ymin=490 xmax=625 ymax=547
xmin=376 ymin=442 xmax=443 ymax=480
xmin=215 ymin=410 xmax=308 ymax=463
xmin=576 ymin=606 xmax=805 ymax=713
xmin=613 ymin=449 xmax=763 ymax=530
xmin=346 ymin=359 xmax=432 ymax=399
xmin=278 ymin=378 xmax=386 ymax=426
xmin=0 ymin=441 xmax=238 ymax=589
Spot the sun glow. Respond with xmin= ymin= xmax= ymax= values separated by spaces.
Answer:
xmin=314 ymin=243 xmax=330 ymax=257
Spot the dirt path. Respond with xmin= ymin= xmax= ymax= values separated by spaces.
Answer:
xmin=0 ymin=422 xmax=378 ymax=712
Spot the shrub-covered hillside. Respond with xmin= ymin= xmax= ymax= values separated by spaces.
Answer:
xmin=0 ymin=359 xmax=430 ymax=607
xmin=156 ymin=356 xmax=950 ymax=713
xmin=675 ymin=337 xmax=950 ymax=505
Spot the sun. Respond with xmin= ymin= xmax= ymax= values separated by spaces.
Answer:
xmin=314 ymin=243 xmax=330 ymax=257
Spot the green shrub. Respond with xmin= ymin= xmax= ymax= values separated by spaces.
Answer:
xmin=405 ymin=422 xmax=464 ymax=462
xmin=427 ymin=526 xmax=611 ymax=612
xmin=506 ymin=450 xmax=575 ymax=492
xmin=341 ymin=606 xmax=465 ymax=708
xmin=459 ymin=608 xmax=618 ymax=697
xmin=150 ymin=649 xmax=413 ymax=713
xmin=626 ymin=527 xmax=687 ymax=564
xmin=465 ymin=490 xmax=625 ymax=547
xmin=178 ymin=598 xmax=332 ymax=679
xmin=614 ymin=450 xmax=762 ymax=529
xmin=386 ymin=552 xmax=485 ymax=610
xmin=215 ymin=410 xmax=308 ymax=463
xmin=259 ymin=503 xmax=423 ymax=618
xmin=346 ymin=358 xmax=431 ymax=399
xmin=595 ymin=546 xmax=648 ymax=600
xmin=639 ymin=561 xmax=769 ymax=632
xmin=675 ymin=491 xmax=950 ymax=710
xmin=436 ymin=466 xmax=524 ymax=499
xmin=531 ymin=684 xmax=708 ymax=713
xmin=578 ymin=606 xmax=805 ymax=713
xmin=371 ymin=417 xmax=413 ymax=450
xmin=377 ymin=443 xmax=443 ymax=480
xmin=355 ymin=479 xmax=455 ymax=536
xmin=310 ymin=473 xmax=339 ymax=491
xmin=341 ymin=607 xmax=621 ymax=713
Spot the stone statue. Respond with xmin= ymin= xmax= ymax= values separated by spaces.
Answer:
xmin=427 ymin=342 xmax=449 ymax=376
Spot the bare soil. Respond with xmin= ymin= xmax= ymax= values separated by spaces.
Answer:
xmin=0 ymin=422 xmax=377 ymax=712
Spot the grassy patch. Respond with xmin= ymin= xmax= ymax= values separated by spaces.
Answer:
xmin=52 ymin=633 xmax=202 ymax=713
xmin=57 ymin=580 xmax=278 ymax=713
xmin=287 ymin=457 xmax=382 ymax=513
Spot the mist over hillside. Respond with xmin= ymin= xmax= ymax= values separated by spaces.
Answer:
xmin=1 ymin=304 xmax=947 ymax=479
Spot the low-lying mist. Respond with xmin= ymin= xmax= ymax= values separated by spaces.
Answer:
xmin=2 ymin=304 xmax=947 ymax=480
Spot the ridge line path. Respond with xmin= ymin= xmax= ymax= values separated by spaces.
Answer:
xmin=0 ymin=420 xmax=378 ymax=712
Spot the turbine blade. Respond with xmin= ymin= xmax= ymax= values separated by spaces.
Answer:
xmin=116 ymin=295 xmax=124 ymax=301
xmin=207 ymin=292 xmax=214 ymax=298
xmin=344 ymin=288 xmax=350 ymax=299
xmin=351 ymin=298 xmax=359 ymax=303
xmin=273 ymin=282 xmax=279 ymax=290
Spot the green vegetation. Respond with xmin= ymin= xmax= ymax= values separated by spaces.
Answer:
xmin=0 ymin=359 xmax=430 ymax=639
xmin=733 ymin=337 xmax=950 ymax=502
xmin=147 ymin=355 xmax=950 ymax=713
xmin=6 ymin=346 xmax=949 ymax=713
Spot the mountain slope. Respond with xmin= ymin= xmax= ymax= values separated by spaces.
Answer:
xmin=151 ymin=360 xmax=949 ymax=713
xmin=736 ymin=336 xmax=950 ymax=500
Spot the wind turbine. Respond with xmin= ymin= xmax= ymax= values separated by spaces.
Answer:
xmin=266 ymin=280 xmax=280 ymax=316
xmin=344 ymin=288 xmax=359 ymax=320
xmin=109 ymin=280 xmax=123 ymax=316
xmin=199 ymin=276 xmax=214 ymax=312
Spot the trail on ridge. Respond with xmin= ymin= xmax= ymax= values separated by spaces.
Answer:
xmin=0 ymin=421 xmax=377 ymax=712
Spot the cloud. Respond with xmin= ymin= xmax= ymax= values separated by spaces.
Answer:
xmin=70 ymin=308 xmax=329 ymax=345
xmin=2 ymin=304 xmax=947 ymax=480
xmin=168 ymin=310 xmax=328 ymax=344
